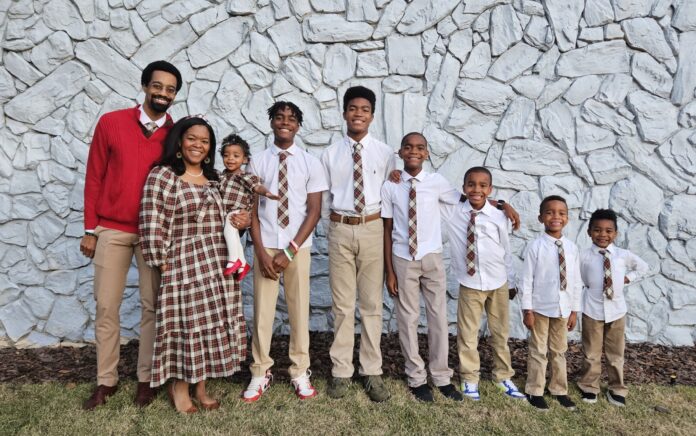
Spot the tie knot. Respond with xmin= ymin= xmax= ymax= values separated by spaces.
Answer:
xmin=599 ymin=249 xmax=608 ymax=256
xmin=555 ymin=240 xmax=563 ymax=247
xmin=353 ymin=142 xmax=363 ymax=153
xmin=279 ymin=151 xmax=289 ymax=162
xmin=409 ymin=177 xmax=417 ymax=186
xmin=145 ymin=121 xmax=157 ymax=131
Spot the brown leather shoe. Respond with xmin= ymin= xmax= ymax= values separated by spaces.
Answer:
xmin=83 ymin=385 xmax=118 ymax=410
xmin=134 ymin=382 xmax=157 ymax=408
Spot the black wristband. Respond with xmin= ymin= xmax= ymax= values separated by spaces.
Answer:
xmin=496 ymin=199 xmax=506 ymax=210
xmin=85 ymin=231 xmax=97 ymax=238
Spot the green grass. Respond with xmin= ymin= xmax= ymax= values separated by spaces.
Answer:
xmin=1 ymin=379 xmax=695 ymax=435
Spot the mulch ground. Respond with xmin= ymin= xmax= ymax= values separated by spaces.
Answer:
xmin=2 ymin=333 xmax=695 ymax=386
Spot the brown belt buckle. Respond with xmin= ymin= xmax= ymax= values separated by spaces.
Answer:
xmin=344 ymin=216 xmax=361 ymax=225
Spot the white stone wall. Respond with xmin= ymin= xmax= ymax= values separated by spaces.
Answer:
xmin=1 ymin=0 xmax=695 ymax=348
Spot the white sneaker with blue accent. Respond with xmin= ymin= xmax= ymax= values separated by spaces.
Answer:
xmin=461 ymin=382 xmax=480 ymax=401
xmin=496 ymin=379 xmax=525 ymax=399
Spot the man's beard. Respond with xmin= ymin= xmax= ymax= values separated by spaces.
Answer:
xmin=148 ymin=95 xmax=172 ymax=114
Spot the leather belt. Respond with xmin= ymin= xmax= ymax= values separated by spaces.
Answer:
xmin=330 ymin=211 xmax=381 ymax=225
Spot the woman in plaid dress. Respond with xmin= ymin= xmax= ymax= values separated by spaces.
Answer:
xmin=139 ymin=116 xmax=248 ymax=414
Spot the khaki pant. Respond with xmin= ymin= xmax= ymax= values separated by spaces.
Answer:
xmin=328 ymin=219 xmax=384 ymax=377
xmin=578 ymin=315 xmax=627 ymax=396
xmin=93 ymin=227 xmax=160 ymax=386
xmin=250 ymin=247 xmax=311 ymax=379
xmin=457 ymin=284 xmax=514 ymax=383
xmin=525 ymin=313 xmax=568 ymax=396
xmin=392 ymin=253 xmax=452 ymax=387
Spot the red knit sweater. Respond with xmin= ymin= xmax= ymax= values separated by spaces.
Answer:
xmin=84 ymin=106 xmax=173 ymax=234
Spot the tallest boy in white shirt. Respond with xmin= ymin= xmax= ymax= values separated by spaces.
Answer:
xmin=321 ymin=86 xmax=396 ymax=402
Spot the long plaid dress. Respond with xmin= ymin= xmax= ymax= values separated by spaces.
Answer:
xmin=139 ymin=166 xmax=247 ymax=387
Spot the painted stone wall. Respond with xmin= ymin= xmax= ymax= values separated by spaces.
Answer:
xmin=1 ymin=0 xmax=695 ymax=348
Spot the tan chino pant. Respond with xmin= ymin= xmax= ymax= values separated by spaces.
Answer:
xmin=93 ymin=227 xmax=160 ymax=386
xmin=578 ymin=314 xmax=627 ymax=396
xmin=250 ymin=247 xmax=311 ymax=379
xmin=328 ymin=219 xmax=384 ymax=377
xmin=392 ymin=253 xmax=452 ymax=387
xmin=457 ymin=284 xmax=514 ymax=384
xmin=525 ymin=313 xmax=568 ymax=396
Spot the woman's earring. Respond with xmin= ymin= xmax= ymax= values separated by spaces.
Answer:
xmin=176 ymin=151 xmax=182 ymax=159
xmin=204 ymin=157 xmax=210 ymax=164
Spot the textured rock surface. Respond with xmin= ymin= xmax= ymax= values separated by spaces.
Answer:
xmin=1 ymin=0 xmax=695 ymax=347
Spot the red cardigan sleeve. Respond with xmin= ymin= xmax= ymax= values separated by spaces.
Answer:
xmin=83 ymin=117 xmax=109 ymax=230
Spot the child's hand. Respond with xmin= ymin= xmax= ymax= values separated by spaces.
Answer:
xmin=508 ymin=288 xmax=517 ymax=300
xmin=386 ymin=273 xmax=398 ymax=297
xmin=160 ymin=263 xmax=168 ymax=273
xmin=567 ymin=312 xmax=577 ymax=331
xmin=502 ymin=203 xmax=520 ymax=231
xmin=264 ymin=192 xmax=280 ymax=201
xmin=523 ymin=311 xmax=535 ymax=330
xmin=624 ymin=276 xmax=630 ymax=284
xmin=388 ymin=170 xmax=401 ymax=184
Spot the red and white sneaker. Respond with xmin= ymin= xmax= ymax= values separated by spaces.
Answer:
xmin=242 ymin=370 xmax=272 ymax=403
xmin=291 ymin=370 xmax=318 ymax=400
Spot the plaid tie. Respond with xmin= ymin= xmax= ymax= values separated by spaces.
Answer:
xmin=599 ymin=249 xmax=614 ymax=300
xmin=353 ymin=142 xmax=365 ymax=213
xmin=143 ymin=121 xmax=157 ymax=137
xmin=466 ymin=210 xmax=479 ymax=276
xmin=555 ymin=239 xmax=567 ymax=291
xmin=277 ymin=151 xmax=290 ymax=228
xmin=408 ymin=178 xmax=417 ymax=259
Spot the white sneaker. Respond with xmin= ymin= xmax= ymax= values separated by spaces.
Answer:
xmin=242 ymin=370 xmax=272 ymax=403
xmin=291 ymin=370 xmax=318 ymax=400
xmin=497 ymin=379 xmax=525 ymax=399
xmin=461 ymin=382 xmax=480 ymax=401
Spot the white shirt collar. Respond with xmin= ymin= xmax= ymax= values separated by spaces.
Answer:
xmin=271 ymin=143 xmax=297 ymax=156
xmin=138 ymin=105 xmax=166 ymax=128
xmin=345 ymin=133 xmax=372 ymax=149
xmin=462 ymin=199 xmax=495 ymax=216
xmin=402 ymin=169 xmax=427 ymax=183
xmin=542 ymin=232 xmax=563 ymax=244
xmin=592 ymin=243 xmax=615 ymax=254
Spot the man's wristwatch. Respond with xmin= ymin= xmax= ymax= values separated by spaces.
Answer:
xmin=496 ymin=199 xmax=506 ymax=210
xmin=85 ymin=231 xmax=97 ymax=238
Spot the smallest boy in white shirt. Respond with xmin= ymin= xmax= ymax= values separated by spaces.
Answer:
xmin=520 ymin=195 xmax=582 ymax=411
xmin=382 ymin=132 xmax=463 ymax=403
xmin=442 ymin=167 xmax=524 ymax=401
xmin=578 ymin=208 xmax=649 ymax=407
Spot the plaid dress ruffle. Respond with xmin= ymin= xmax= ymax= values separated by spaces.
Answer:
xmin=139 ymin=166 xmax=247 ymax=387
xmin=219 ymin=171 xmax=260 ymax=212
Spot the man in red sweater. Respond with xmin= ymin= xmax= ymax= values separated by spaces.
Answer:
xmin=80 ymin=60 xmax=182 ymax=410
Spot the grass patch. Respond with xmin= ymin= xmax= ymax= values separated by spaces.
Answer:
xmin=1 ymin=379 xmax=695 ymax=435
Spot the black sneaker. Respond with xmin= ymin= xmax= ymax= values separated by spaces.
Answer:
xmin=606 ymin=391 xmax=626 ymax=407
xmin=437 ymin=384 xmax=463 ymax=401
xmin=409 ymin=384 xmax=434 ymax=402
xmin=581 ymin=391 xmax=597 ymax=404
xmin=526 ymin=394 xmax=549 ymax=411
xmin=553 ymin=395 xmax=577 ymax=411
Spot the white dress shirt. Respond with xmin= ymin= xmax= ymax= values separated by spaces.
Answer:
xmin=248 ymin=143 xmax=328 ymax=249
xmin=138 ymin=105 xmax=167 ymax=129
xmin=520 ymin=233 xmax=583 ymax=318
xmin=442 ymin=200 xmax=515 ymax=291
xmin=380 ymin=170 xmax=460 ymax=261
xmin=580 ymin=243 xmax=649 ymax=323
xmin=321 ymin=133 xmax=396 ymax=217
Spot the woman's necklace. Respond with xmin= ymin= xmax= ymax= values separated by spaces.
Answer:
xmin=185 ymin=168 xmax=204 ymax=177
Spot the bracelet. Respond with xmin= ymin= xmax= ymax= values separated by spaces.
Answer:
xmin=289 ymin=240 xmax=299 ymax=253
xmin=496 ymin=199 xmax=506 ymax=210
xmin=85 ymin=231 xmax=97 ymax=238
xmin=283 ymin=248 xmax=294 ymax=261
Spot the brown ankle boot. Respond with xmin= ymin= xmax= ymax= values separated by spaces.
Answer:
xmin=83 ymin=385 xmax=118 ymax=410
xmin=134 ymin=382 xmax=157 ymax=407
